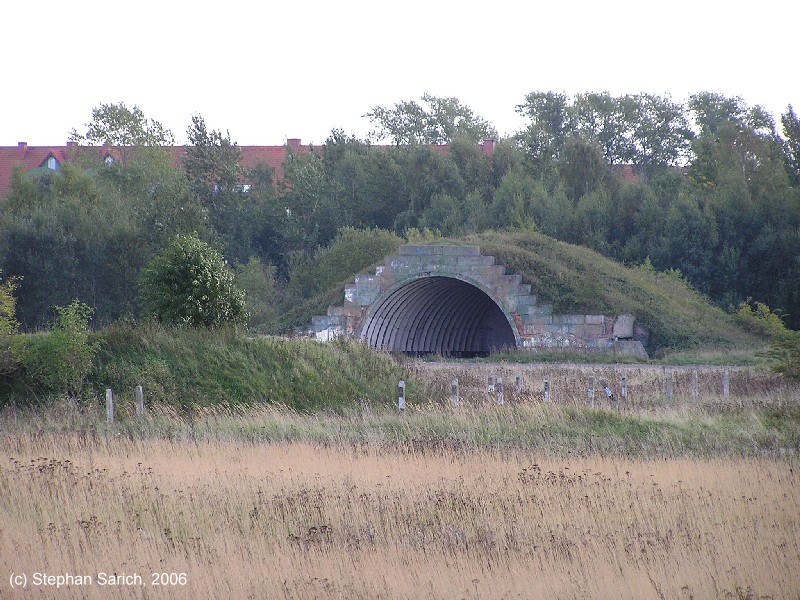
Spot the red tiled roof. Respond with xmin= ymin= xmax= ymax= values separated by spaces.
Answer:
xmin=0 ymin=142 xmax=307 ymax=199
xmin=0 ymin=138 xmax=490 ymax=199
xmin=0 ymin=143 xmax=70 ymax=198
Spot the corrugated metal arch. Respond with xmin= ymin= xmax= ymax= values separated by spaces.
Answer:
xmin=360 ymin=275 xmax=517 ymax=356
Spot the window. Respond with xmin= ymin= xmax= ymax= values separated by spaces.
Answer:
xmin=47 ymin=156 xmax=59 ymax=170
xmin=104 ymin=155 xmax=115 ymax=165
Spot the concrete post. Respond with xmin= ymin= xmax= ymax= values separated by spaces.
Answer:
xmin=666 ymin=370 xmax=673 ymax=402
xmin=723 ymin=368 xmax=730 ymax=399
xmin=135 ymin=385 xmax=144 ymax=417
xmin=514 ymin=374 xmax=522 ymax=395
xmin=451 ymin=378 xmax=459 ymax=407
xmin=544 ymin=378 xmax=550 ymax=403
xmin=487 ymin=375 xmax=495 ymax=394
xmin=496 ymin=377 xmax=504 ymax=405
xmin=621 ymin=373 xmax=627 ymax=403
xmin=588 ymin=374 xmax=595 ymax=408
xmin=398 ymin=380 xmax=406 ymax=414
xmin=106 ymin=389 xmax=114 ymax=424
xmin=691 ymin=370 xmax=698 ymax=401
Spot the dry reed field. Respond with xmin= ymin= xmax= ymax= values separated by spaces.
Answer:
xmin=2 ymin=364 xmax=798 ymax=599
xmin=2 ymin=428 xmax=799 ymax=599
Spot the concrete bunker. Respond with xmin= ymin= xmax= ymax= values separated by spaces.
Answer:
xmin=311 ymin=244 xmax=648 ymax=358
xmin=361 ymin=276 xmax=517 ymax=357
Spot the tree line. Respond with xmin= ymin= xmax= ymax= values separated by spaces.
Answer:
xmin=1 ymin=91 xmax=799 ymax=333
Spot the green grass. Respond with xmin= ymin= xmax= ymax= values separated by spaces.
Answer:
xmin=461 ymin=231 xmax=759 ymax=354
xmin=4 ymin=396 xmax=798 ymax=459
xmin=285 ymin=230 xmax=762 ymax=357
xmin=1 ymin=323 xmax=414 ymax=411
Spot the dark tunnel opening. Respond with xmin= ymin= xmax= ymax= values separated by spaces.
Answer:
xmin=360 ymin=276 xmax=517 ymax=357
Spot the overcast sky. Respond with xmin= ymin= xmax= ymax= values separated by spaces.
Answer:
xmin=2 ymin=0 xmax=797 ymax=147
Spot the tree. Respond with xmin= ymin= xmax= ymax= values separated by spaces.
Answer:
xmin=515 ymin=91 xmax=571 ymax=170
xmin=139 ymin=233 xmax=247 ymax=327
xmin=629 ymin=93 xmax=694 ymax=169
xmin=558 ymin=135 xmax=607 ymax=203
xmin=365 ymin=94 xmax=497 ymax=145
xmin=780 ymin=105 xmax=800 ymax=185
xmin=571 ymin=92 xmax=637 ymax=165
xmin=235 ymin=257 xmax=283 ymax=334
xmin=69 ymin=102 xmax=174 ymax=166
xmin=183 ymin=114 xmax=243 ymax=205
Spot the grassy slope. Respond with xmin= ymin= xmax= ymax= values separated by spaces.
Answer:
xmin=88 ymin=324 xmax=409 ymax=411
xmin=464 ymin=231 xmax=756 ymax=353
xmin=288 ymin=229 xmax=758 ymax=355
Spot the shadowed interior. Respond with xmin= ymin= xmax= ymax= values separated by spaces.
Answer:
xmin=361 ymin=276 xmax=516 ymax=357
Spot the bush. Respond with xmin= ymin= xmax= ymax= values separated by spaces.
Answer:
xmin=139 ymin=233 xmax=247 ymax=327
xmin=19 ymin=300 xmax=99 ymax=399
xmin=733 ymin=299 xmax=788 ymax=339
xmin=0 ymin=274 xmax=21 ymax=375
xmin=767 ymin=332 xmax=800 ymax=381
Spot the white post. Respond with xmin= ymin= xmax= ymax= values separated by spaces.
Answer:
xmin=398 ymin=380 xmax=406 ymax=414
xmin=691 ymin=370 xmax=698 ymax=401
xmin=496 ymin=377 xmax=504 ymax=405
xmin=451 ymin=378 xmax=459 ymax=408
xmin=666 ymin=370 xmax=673 ymax=402
xmin=135 ymin=385 xmax=144 ymax=417
xmin=621 ymin=373 xmax=627 ymax=403
xmin=588 ymin=374 xmax=595 ymax=408
xmin=544 ymin=378 xmax=550 ymax=403
xmin=723 ymin=368 xmax=730 ymax=399
xmin=106 ymin=389 xmax=114 ymax=424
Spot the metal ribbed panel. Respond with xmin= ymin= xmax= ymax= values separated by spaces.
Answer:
xmin=362 ymin=276 xmax=515 ymax=357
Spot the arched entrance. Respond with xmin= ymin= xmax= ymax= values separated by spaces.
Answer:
xmin=360 ymin=276 xmax=517 ymax=357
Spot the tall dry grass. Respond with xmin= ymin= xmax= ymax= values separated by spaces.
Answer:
xmin=2 ymin=433 xmax=798 ymax=599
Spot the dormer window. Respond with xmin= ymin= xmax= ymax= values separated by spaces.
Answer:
xmin=47 ymin=156 xmax=59 ymax=170
xmin=104 ymin=155 xmax=115 ymax=165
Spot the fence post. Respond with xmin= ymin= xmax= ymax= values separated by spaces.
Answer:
xmin=487 ymin=375 xmax=495 ymax=394
xmin=135 ymin=385 xmax=144 ymax=417
xmin=544 ymin=377 xmax=550 ymax=403
xmin=106 ymin=389 xmax=114 ymax=424
xmin=666 ymin=370 xmax=673 ymax=402
xmin=691 ymin=370 xmax=698 ymax=401
xmin=588 ymin=374 xmax=595 ymax=408
xmin=621 ymin=373 xmax=627 ymax=404
xmin=515 ymin=374 xmax=522 ymax=395
xmin=722 ymin=368 xmax=730 ymax=399
xmin=496 ymin=377 xmax=504 ymax=405
xmin=451 ymin=378 xmax=460 ymax=408
xmin=398 ymin=380 xmax=406 ymax=415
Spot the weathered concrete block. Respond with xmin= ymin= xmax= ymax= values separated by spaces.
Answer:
xmin=397 ymin=245 xmax=480 ymax=256
xmin=456 ymin=255 xmax=496 ymax=267
xmin=552 ymin=314 xmax=586 ymax=325
xmin=613 ymin=314 xmax=635 ymax=339
xmin=585 ymin=315 xmax=605 ymax=325
xmin=327 ymin=305 xmax=361 ymax=318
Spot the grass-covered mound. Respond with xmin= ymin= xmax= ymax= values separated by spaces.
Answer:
xmin=26 ymin=324 xmax=406 ymax=411
xmin=282 ymin=229 xmax=759 ymax=356
xmin=464 ymin=231 xmax=756 ymax=353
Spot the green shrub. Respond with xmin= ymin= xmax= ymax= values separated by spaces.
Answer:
xmin=0 ymin=273 xmax=21 ymax=375
xmin=139 ymin=233 xmax=247 ymax=328
xmin=733 ymin=298 xmax=788 ymax=339
xmin=19 ymin=300 xmax=99 ymax=399
xmin=767 ymin=332 xmax=800 ymax=381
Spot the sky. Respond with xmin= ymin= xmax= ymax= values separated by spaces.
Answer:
xmin=2 ymin=0 xmax=798 ymax=147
